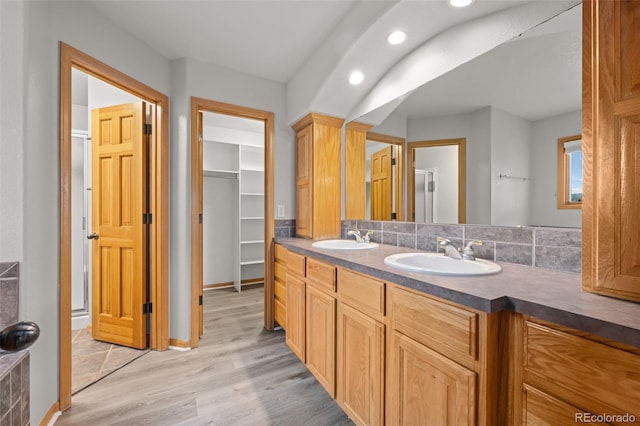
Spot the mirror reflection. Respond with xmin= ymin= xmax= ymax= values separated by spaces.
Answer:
xmin=351 ymin=4 xmax=582 ymax=228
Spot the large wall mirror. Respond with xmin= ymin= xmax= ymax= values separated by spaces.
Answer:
xmin=346 ymin=3 xmax=581 ymax=228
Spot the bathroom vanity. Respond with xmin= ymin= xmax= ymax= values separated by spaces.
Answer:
xmin=274 ymin=238 xmax=640 ymax=426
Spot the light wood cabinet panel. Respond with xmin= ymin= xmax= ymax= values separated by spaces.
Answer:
xmin=521 ymin=385 xmax=608 ymax=426
xmin=337 ymin=303 xmax=385 ymax=426
xmin=523 ymin=320 xmax=640 ymax=419
xmin=390 ymin=286 xmax=478 ymax=368
xmin=292 ymin=113 xmax=344 ymax=240
xmin=307 ymin=258 xmax=337 ymax=294
xmin=387 ymin=331 xmax=476 ymax=426
xmin=285 ymin=273 xmax=305 ymax=362
xmin=338 ymin=268 xmax=385 ymax=320
xmin=583 ymin=0 xmax=640 ymax=302
xmin=306 ymin=286 xmax=336 ymax=397
xmin=274 ymin=244 xmax=287 ymax=329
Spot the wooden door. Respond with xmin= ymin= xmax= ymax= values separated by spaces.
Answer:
xmin=337 ymin=303 xmax=384 ymax=426
xmin=285 ymin=273 xmax=306 ymax=362
xmin=306 ymin=286 xmax=336 ymax=397
xmin=295 ymin=125 xmax=312 ymax=238
xmin=370 ymin=145 xmax=393 ymax=221
xmin=583 ymin=0 xmax=640 ymax=302
xmin=90 ymin=102 xmax=147 ymax=349
xmin=387 ymin=331 xmax=476 ymax=426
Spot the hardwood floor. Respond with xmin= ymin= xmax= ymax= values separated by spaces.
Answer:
xmin=55 ymin=285 xmax=352 ymax=426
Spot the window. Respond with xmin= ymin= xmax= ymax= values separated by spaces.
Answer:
xmin=557 ymin=135 xmax=582 ymax=209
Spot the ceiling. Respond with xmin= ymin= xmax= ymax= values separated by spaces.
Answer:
xmin=81 ymin=0 xmax=581 ymax=124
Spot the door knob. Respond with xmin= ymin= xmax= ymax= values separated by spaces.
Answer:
xmin=87 ymin=233 xmax=99 ymax=240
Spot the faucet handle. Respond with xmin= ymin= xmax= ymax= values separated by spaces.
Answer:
xmin=437 ymin=237 xmax=450 ymax=245
xmin=464 ymin=240 xmax=483 ymax=250
xmin=363 ymin=230 xmax=372 ymax=242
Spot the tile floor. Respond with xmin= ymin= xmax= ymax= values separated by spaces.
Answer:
xmin=72 ymin=328 xmax=149 ymax=394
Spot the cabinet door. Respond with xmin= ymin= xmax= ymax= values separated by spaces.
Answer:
xmin=295 ymin=125 xmax=312 ymax=238
xmin=583 ymin=0 xmax=640 ymax=302
xmin=387 ymin=331 xmax=476 ymax=426
xmin=285 ymin=273 xmax=305 ymax=362
xmin=306 ymin=286 xmax=336 ymax=397
xmin=522 ymin=385 xmax=608 ymax=426
xmin=337 ymin=303 xmax=384 ymax=426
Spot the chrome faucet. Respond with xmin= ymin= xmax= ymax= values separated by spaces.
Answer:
xmin=437 ymin=237 xmax=462 ymax=259
xmin=462 ymin=240 xmax=483 ymax=261
xmin=437 ymin=237 xmax=483 ymax=260
xmin=347 ymin=229 xmax=372 ymax=243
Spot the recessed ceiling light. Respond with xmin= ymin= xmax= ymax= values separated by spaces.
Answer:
xmin=449 ymin=0 xmax=474 ymax=7
xmin=349 ymin=70 xmax=364 ymax=85
xmin=387 ymin=31 xmax=407 ymax=45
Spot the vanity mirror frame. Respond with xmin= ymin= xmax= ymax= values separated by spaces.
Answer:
xmin=407 ymin=138 xmax=466 ymax=224
xmin=345 ymin=123 xmax=405 ymax=221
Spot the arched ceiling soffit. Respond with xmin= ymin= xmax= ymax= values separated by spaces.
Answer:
xmin=291 ymin=0 xmax=580 ymax=126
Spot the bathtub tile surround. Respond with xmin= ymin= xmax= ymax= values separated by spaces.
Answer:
xmin=0 ymin=262 xmax=29 ymax=426
xmin=342 ymin=221 xmax=581 ymax=273
xmin=0 ymin=262 xmax=19 ymax=332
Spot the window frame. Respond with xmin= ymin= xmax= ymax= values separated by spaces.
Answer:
xmin=557 ymin=134 xmax=582 ymax=209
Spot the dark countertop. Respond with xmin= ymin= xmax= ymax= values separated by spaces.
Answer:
xmin=275 ymin=237 xmax=640 ymax=348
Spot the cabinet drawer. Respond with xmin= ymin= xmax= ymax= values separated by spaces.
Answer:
xmin=274 ymin=299 xmax=286 ymax=330
xmin=307 ymin=258 xmax=336 ymax=293
xmin=287 ymin=251 xmax=306 ymax=277
xmin=524 ymin=321 xmax=640 ymax=417
xmin=275 ymin=261 xmax=286 ymax=284
xmin=274 ymin=243 xmax=287 ymax=262
xmin=338 ymin=268 xmax=385 ymax=320
xmin=390 ymin=286 xmax=478 ymax=366
xmin=274 ymin=278 xmax=286 ymax=303
xmin=522 ymin=385 xmax=602 ymax=426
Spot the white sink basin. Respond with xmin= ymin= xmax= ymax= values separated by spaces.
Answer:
xmin=312 ymin=239 xmax=379 ymax=250
xmin=384 ymin=252 xmax=502 ymax=276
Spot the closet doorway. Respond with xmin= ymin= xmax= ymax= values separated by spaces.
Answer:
xmin=190 ymin=98 xmax=275 ymax=348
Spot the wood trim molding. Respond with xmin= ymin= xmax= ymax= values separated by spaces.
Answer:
xmin=59 ymin=42 xmax=169 ymax=411
xmin=189 ymin=97 xmax=276 ymax=343
xmin=38 ymin=402 xmax=60 ymax=426
xmin=557 ymin=135 xmax=582 ymax=210
xmin=291 ymin=112 xmax=344 ymax=132
xmin=407 ymin=138 xmax=466 ymax=224
xmin=169 ymin=338 xmax=191 ymax=349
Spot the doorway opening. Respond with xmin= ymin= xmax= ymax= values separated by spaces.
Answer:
xmin=59 ymin=43 xmax=169 ymax=411
xmin=190 ymin=97 xmax=275 ymax=348
xmin=408 ymin=138 xmax=466 ymax=224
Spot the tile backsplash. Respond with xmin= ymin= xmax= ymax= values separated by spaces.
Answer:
xmin=341 ymin=220 xmax=581 ymax=274
xmin=0 ymin=262 xmax=19 ymax=331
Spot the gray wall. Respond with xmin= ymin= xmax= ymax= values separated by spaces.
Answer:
xmin=0 ymin=1 xmax=296 ymax=422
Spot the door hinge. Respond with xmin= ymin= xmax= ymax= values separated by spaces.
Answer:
xmin=391 ymin=158 xmax=396 ymax=166
xmin=199 ymin=295 xmax=203 ymax=306
xmin=143 ymin=301 xmax=153 ymax=314
xmin=391 ymin=212 xmax=397 ymax=220
xmin=144 ymin=124 xmax=152 ymax=135
xmin=143 ymin=212 xmax=153 ymax=225
xmin=199 ymin=213 xmax=203 ymax=224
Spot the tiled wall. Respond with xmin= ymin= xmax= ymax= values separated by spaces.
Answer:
xmin=341 ymin=220 xmax=581 ymax=274
xmin=0 ymin=263 xmax=19 ymax=331
xmin=275 ymin=219 xmax=296 ymax=238
xmin=0 ymin=262 xmax=29 ymax=426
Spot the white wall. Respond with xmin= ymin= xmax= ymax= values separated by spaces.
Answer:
xmin=0 ymin=1 xmax=173 ymax=422
xmin=491 ymin=108 xmax=532 ymax=226
xmin=407 ymin=108 xmax=492 ymax=224
xmin=530 ymin=109 xmax=581 ymax=227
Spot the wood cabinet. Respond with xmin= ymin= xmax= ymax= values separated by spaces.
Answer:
xmin=291 ymin=113 xmax=344 ymax=240
xmin=582 ymin=0 xmax=640 ymax=302
xmin=509 ymin=314 xmax=640 ymax=425
xmin=305 ymin=258 xmax=337 ymax=397
xmin=285 ymin=251 xmax=306 ymax=362
xmin=337 ymin=269 xmax=385 ymax=426
xmin=273 ymin=244 xmax=287 ymax=329
xmin=387 ymin=331 xmax=475 ymax=426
